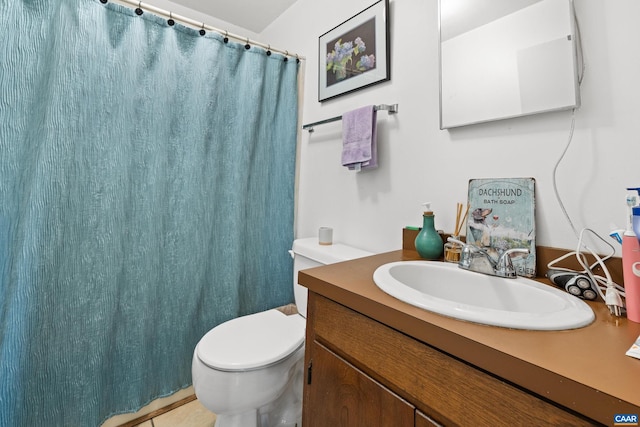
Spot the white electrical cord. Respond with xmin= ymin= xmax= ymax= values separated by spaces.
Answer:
xmin=547 ymin=229 xmax=625 ymax=296
xmin=550 ymin=132 xmax=626 ymax=315
xmin=549 ymin=7 xmax=624 ymax=315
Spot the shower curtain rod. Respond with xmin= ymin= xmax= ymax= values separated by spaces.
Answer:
xmin=109 ymin=0 xmax=306 ymax=60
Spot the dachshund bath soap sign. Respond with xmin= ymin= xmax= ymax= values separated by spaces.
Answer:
xmin=466 ymin=178 xmax=536 ymax=277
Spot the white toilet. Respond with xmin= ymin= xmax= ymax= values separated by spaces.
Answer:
xmin=192 ymin=237 xmax=372 ymax=427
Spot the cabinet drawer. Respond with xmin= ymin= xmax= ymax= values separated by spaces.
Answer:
xmin=311 ymin=293 xmax=594 ymax=426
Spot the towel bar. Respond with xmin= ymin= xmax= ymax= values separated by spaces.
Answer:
xmin=302 ymin=104 xmax=398 ymax=132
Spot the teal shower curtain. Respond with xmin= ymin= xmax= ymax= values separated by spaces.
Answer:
xmin=0 ymin=0 xmax=299 ymax=425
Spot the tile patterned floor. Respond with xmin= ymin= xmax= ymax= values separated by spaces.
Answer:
xmin=134 ymin=399 xmax=216 ymax=427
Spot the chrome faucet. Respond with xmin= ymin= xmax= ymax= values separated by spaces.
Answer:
xmin=446 ymin=237 xmax=530 ymax=279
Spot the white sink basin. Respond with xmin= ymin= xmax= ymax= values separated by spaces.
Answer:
xmin=373 ymin=261 xmax=594 ymax=330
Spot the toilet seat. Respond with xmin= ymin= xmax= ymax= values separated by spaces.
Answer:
xmin=197 ymin=309 xmax=305 ymax=372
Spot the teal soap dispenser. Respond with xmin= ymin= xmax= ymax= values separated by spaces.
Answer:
xmin=415 ymin=202 xmax=443 ymax=260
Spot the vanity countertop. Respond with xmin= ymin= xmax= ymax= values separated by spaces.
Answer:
xmin=298 ymin=249 xmax=640 ymax=425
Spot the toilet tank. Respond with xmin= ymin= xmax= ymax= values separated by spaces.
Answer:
xmin=291 ymin=237 xmax=373 ymax=318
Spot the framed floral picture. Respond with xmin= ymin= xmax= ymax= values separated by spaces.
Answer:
xmin=318 ymin=0 xmax=390 ymax=102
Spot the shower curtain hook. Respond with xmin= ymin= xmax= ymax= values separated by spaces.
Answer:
xmin=284 ymin=50 xmax=289 ymax=62
xmin=223 ymin=30 xmax=229 ymax=43
xmin=168 ymin=11 xmax=175 ymax=26
xmin=135 ymin=1 xmax=143 ymax=15
xmin=199 ymin=22 xmax=206 ymax=36
xmin=245 ymin=37 xmax=250 ymax=50
xmin=266 ymin=44 xmax=272 ymax=56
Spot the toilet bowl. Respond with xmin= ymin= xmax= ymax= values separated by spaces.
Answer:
xmin=192 ymin=309 xmax=305 ymax=427
xmin=192 ymin=237 xmax=372 ymax=427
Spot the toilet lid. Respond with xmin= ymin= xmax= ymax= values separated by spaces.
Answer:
xmin=197 ymin=309 xmax=305 ymax=371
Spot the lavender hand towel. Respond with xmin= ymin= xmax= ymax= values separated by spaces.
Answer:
xmin=341 ymin=105 xmax=378 ymax=170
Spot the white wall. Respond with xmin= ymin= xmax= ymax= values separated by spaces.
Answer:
xmin=260 ymin=0 xmax=640 ymax=255
xmin=113 ymin=0 xmax=258 ymax=39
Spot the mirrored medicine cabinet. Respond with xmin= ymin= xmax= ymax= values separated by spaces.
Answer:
xmin=439 ymin=0 xmax=581 ymax=129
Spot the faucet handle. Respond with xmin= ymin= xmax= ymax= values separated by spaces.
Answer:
xmin=446 ymin=236 xmax=466 ymax=246
xmin=495 ymin=248 xmax=530 ymax=278
xmin=447 ymin=237 xmax=472 ymax=268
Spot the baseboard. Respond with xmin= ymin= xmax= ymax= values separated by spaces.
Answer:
xmin=116 ymin=394 xmax=197 ymax=427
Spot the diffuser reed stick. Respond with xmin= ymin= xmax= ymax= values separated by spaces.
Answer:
xmin=454 ymin=203 xmax=470 ymax=237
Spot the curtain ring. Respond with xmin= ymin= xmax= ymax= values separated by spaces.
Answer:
xmin=199 ymin=22 xmax=206 ymax=36
xmin=135 ymin=1 xmax=143 ymax=15
xmin=168 ymin=11 xmax=175 ymax=26
xmin=266 ymin=44 xmax=272 ymax=56
xmin=223 ymin=30 xmax=229 ymax=43
xmin=244 ymin=37 xmax=250 ymax=50
xmin=284 ymin=50 xmax=289 ymax=62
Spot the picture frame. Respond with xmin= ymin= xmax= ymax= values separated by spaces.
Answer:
xmin=318 ymin=0 xmax=390 ymax=102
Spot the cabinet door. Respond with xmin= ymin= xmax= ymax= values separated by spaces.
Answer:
xmin=304 ymin=341 xmax=414 ymax=427
xmin=416 ymin=410 xmax=442 ymax=427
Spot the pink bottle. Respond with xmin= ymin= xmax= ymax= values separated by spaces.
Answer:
xmin=622 ymin=233 xmax=640 ymax=323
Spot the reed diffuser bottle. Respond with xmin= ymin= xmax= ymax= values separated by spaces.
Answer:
xmin=444 ymin=202 xmax=469 ymax=263
xmin=415 ymin=202 xmax=443 ymax=260
xmin=444 ymin=238 xmax=462 ymax=263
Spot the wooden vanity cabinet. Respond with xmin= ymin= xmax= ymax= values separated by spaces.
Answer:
xmin=302 ymin=292 xmax=596 ymax=427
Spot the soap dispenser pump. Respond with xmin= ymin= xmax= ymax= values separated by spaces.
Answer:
xmin=414 ymin=202 xmax=444 ymax=260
